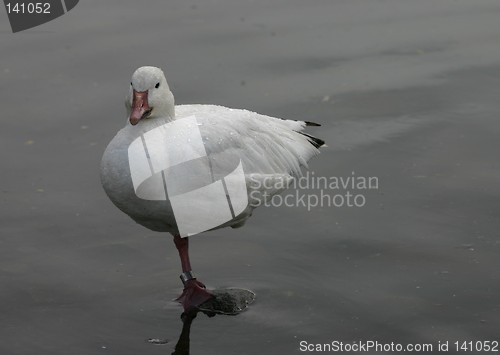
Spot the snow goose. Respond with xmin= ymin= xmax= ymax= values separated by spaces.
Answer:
xmin=100 ymin=66 xmax=325 ymax=311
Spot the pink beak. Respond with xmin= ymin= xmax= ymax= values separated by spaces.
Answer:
xmin=129 ymin=90 xmax=151 ymax=125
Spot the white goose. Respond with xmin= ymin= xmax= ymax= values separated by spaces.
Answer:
xmin=100 ymin=66 xmax=324 ymax=311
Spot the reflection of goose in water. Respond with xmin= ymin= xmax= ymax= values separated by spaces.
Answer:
xmin=172 ymin=312 xmax=196 ymax=355
xmin=101 ymin=66 xmax=324 ymax=312
xmin=148 ymin=312 xmax=196 ymax=355
xmin=148 ymin=288 xmax=256 ymax=354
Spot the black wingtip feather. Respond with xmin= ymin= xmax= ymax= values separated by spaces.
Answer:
xmin=299 ymin=132 xmax=326 ymax=149
xmin=276 ymin=117 xmax=322 ymax=126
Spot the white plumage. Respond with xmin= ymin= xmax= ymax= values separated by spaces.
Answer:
xmin=100 ymin=67 xmax=324 ymax=235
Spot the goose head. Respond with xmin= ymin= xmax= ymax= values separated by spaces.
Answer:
xmin=127 ymin=66 xmax=175 ymax=125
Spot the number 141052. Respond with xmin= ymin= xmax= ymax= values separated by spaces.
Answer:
xmin=454 ymin=341 xmax=499 ymax=352
xmin=6 ymin=2 xmax=51 ymax=14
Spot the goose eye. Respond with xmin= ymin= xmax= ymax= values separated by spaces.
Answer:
xmin=155 ymin=82 xmax=160 ymax=89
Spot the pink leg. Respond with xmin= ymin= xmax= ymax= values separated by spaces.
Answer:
xmin=173 ymin=234 xmax=214 ymax=312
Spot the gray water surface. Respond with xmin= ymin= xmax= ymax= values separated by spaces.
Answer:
xmin=1 ymin=1 xmax=499 ymax=354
